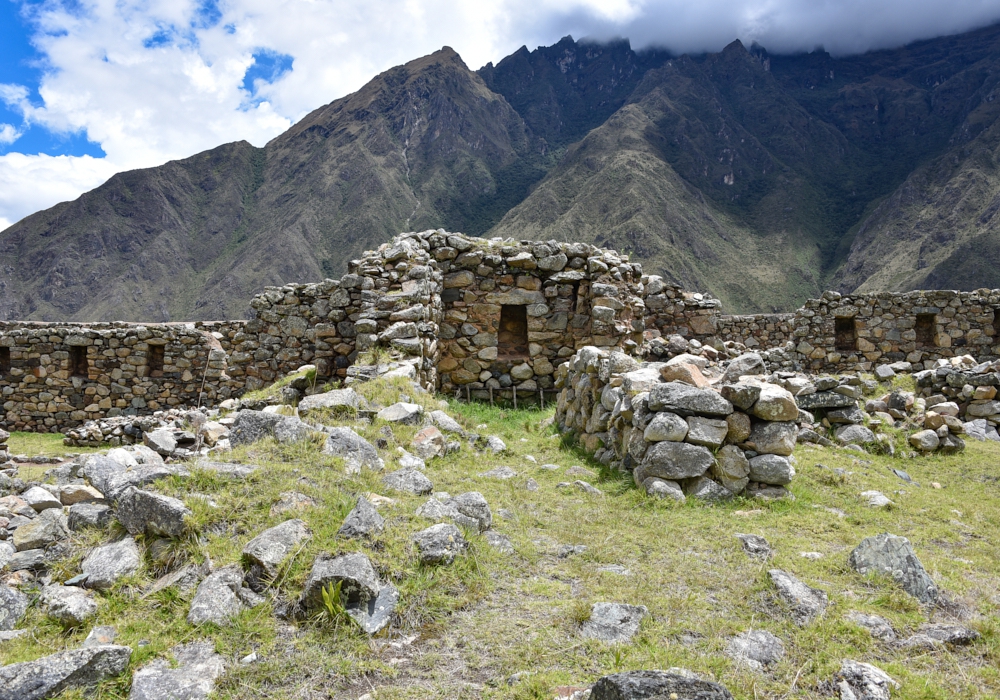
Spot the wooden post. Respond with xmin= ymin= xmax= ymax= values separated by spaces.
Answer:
xmin=466 ymin=385 xmax=471 ymax=403
xmin=513 ymin=386 xmax=517 ymax=410
xmin=489 ymin=385 xmax=494 ymax=407
xmin=539 ymin=388 xmax=544 ymax=409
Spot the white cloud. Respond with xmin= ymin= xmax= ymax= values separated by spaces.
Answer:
xmin=0 ymin=125 xmax=20 ymax=145
xmin=2 ymin=0 xmax=1000 ymax=229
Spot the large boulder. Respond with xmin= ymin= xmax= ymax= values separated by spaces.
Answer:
xmin=297 ymin=552 xmax=397 ymax=633
xmin=848 ymin=533 xmax=938 ymax=604
xmin=590 ymin=670 xmax=733 ymax=700
xmin=0 ymin=645 xmax=132 ymax=700
xmin=81 ymin=537 xmax=141 ymax=590
xmin=80 ymin=454 xmax=186 ymax=501
xmin=750 ymin=384 xmax=799 ymax=422
xmin=242 ymin=519 xmax=312 ymax=579
xmin=647 ymin=383 xmax=733 ymax=417
xmin=128 ymin=641 xmax=226 ymax=700
xmin=642 ymin=412 xmax=688 ymax=442
xmin=115 ymin=487 xmax=190 ymax=538
xmin=322 ymin=428 xmax=384 ymax=473
xmin=748 ymin=455 xmax=794 ymax=486
xmin=636 ymin=441 xmax=713 ymax=481
xmin=297 ymin=388 xmax=365 ymax=415
xmin=228 ymin=410 xmax=285 ymax=446
xmin=684 ymin=416 xmax=729 ymax=448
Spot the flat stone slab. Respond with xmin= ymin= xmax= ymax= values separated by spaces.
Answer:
xmin=769 ymin=569 xmax=828 ymax=624
xmin=128 ymin=641 xmax=226 ymax=700
xmin=590 ymin=670 xmax=734 ymax=700
xmin=848 ymin=533 xmax=938 ymax=604
xmin=0 ymin=644 xmax=132 ymax=700
xmin=242 ymin=519 xmax=311 ymax=579
xmin=580 ymin=602 xmax=648 ymax=642
xmin=82 ymin=537 xmax=141 ymax=590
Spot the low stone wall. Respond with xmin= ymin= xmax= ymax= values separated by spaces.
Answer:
xmin=554 ymin=346 xmax=798 ymax=501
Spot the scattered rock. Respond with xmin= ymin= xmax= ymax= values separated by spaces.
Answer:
xmin=115 ymin=487 xmax=191 ymax=538
xmin=861 ymin=491 xmax=892 ymax=508
xmin=429 ymin=410 xmax=463 ymax=434
xmin=41 ymin=584 xmax=98 ymax=626
xmin=81 ymin=537 xmax=141 ymax=590
xmin=242 ymin=519 xmax=312 ymax=579
xmin=411 ymin=426 xmax=447 ymax=460
xmin=725 ymin=629 xmax=785 ymax=671
xmin=480 ymin=466 xmax=518 ymax=479
xmin=747 ymin=454 xmax=794 ymax=486
xmin=128 ymin=640 xmax=226 ymax=700
xmin=834 ymin=660 xmax=898 ymax=700
xmin=13 ymin=508 xmax=68 ymax=551
xmin=580 ymin=602 xmax=647 ymax=642
xmin=642 ymin=477 xmax=685 ymax=501
xmin=484 ymin=531 xmax=514 ymax=554
xmin=0 ymin=586 xmax=29 ymax=631
xmin=0 ymin=645 xmax=132 ymax=700
xmin=845 ymin=612 xmax=896 ymax=641
xmin=322 ymin=428 xmax=384 ymax=473
xmin=769 ymin=569 xmax=828 ymax=624
xmin=848 ymin=533 xmax=938 ymax=604
xmin=377 ymin=403 xmax=423 ymax=425
xmin=338 ymin=497 xmax=385 ymax=539
xmin=270 ymin=491 xmax=316 ymax=517
xmin=735 ymin=533 xmax=771 ymax=558
xmin=297 ymin=552 xmax=396 ymax=633
xmin=382 ymin=468 xmax=433 ymax=495
xmin=590 ymin=670 xmax=734 ymax=700
xmin=484 ymin=436 xmax=507 ymax=453
xmin=82 ymin=626 xmax=117 ymax=648
xmin=908 ymin=429 xmax=940 ymax=452
xmin=21 ymin=486 xmax=62 ymax=512
xmin=413 ymin=523 xmax=468 ymax=565
xmin=187 ymin=566 xmax=263 ymax=625
xmin=298 ymin=388 xmax=364 ymax=415
xmin=917 ymin=622 xmax=980 ymax=645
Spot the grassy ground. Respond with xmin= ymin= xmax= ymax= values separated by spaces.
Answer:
xmin=6 ymin=432 xmax=104 ymax=458
xmin=2 ymin=379 xmax=999 ymax=699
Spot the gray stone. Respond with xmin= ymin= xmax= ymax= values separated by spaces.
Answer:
xmin=338 ymin=497 xmax=385 ymax=539
xmin=684 ymin=475 xmax=733 ymax=501
xmin=446 ymin=492 xmax=492 ymax=532
xmin=485 ymin=531 xmax=515 ymax=553
xmin=746 ymin=421 xmax=797 ymax=456
xmin=725 ymin=629 xmax=785 ymax=671
xmin=828 ymin=406 xmax=866 ymax=424
xmin=590 ymin=670 xmax=734 ymax=700
xmin=242 ymin=519 xmax=311 ymax=579
xmin=21 ymin=487 xmax=62 ymax=512
xmin=834 ymin=660 xmax=898 ymax=700
xmin=485 ymin=435 xmax=507 ymax=453
xmin=637 ymin=441 xmax=714 ymax=481
xmin=647 ymin=383 xmax=733 ymax=416
xmin=345 ymin=582 xmax=399 ymax=634
xmin=0 ymin=586 xmax=28 ymax=631
xmin=769 ymin=569 xmax=828 ymax=624
xmin=917 ymin=623 xmax=980 ymax=645
xmin=722 ymin=353 xmax=765 ymax=382
xmin=963 ymin=419 xmax=1000 ymax=441
xmin=580 ymin=602 xmax=648 ymax=642
xmin=322 ymin=427 xmax=384 ymax=473
xmin=908 ymin=429 xmax=940 ymax=451
xmin=82 ymin=537 xmax=140 ymax=590
xmin=377 ymin=402 xmax=424 ymax=425
xmin=684 ymin=416 xmax=729 ymax=448
xmin=144 ymin=564 xmax=206 ymax=598
xmin=861 ymin=491 xmax=892 ymax=508
xmin=751 ymin=383 xmax=799 ymax=422
xmin=642 ymin=477 xmax=685 ymax=501
xmin=194 ymin=460 xmax=258 ymax=479
xmin=643 ymin=412 xmax=688 ymax=442
xmin=298 ymin=552 xmax=381 ymax=615
xmin=187 ymin=565 xmax=263 ymax=626
xmin=13 ymin=508 xmax=68 ymax=551
xmin=429 ymin=410 xmax=464 ymax=434
xmin=413 ymin=523 xmax=468 ymax=565
xmin=298 ymin=388 xmax=365 ymax=415
xmin=7 ymin=549 xmax=46 ymax=571
xmin=128 ymin=641 xmax=226 ymax=700
xmin=41 ymin=584 xmax=98 ymax=626
xmin=143 ymin=429 xmax=177 ymax=456
xmin=411 ymin=426 xmax=446 ymax=460
xmin=735 ymin=533 xmax=771 ymax=558
xmin=115 ymin=487 xmax=190 ymax=538
xmin=229 ymin=410 xmax=285 ymax=446
xmin=82 ymin=626 xmax=118 ymax=648
xmin=396 ymin=450 xmax=426 ymax=470
xmin=382 ymin=468 xmax=433 ymax=495
xmin=939 ymin=434 xmax=966 ymax=454
xmin=846 ymin=611 xmax=896 ymax=641
xmin=874 ymin=365 xmax=896 ymax=380
xmin=836 ymin=424 xmax=876 ymax=446
xmin=795 ymin=391 xmax=857 ymax=409
xmin=0 ymin=644 xmax=132 ymax=700
xmin=720 ymin=383 xmax=762 ymax=411
xmin=848 ymin=533 xmax=938 ymax=604
xmin=67 ymin=503 xmax=113 ymax=531
xmin=712 ymin=445 xmax=750 ymax=493
xmin=748 ymin=454 xmax=794 ymax=486
xmin=480 ymin=466 xmax=518 ymax=480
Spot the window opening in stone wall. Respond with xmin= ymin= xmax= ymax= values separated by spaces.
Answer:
xmin=570 ymin=282 xmax=581 ymax=313
xmin=70 ymin=346 xmax=88 ymax=377
xmin=148 ymin=344 xmax=165 ymax=377
xmin=0 ymin=347 xmax=8 ymax=375
xmin=835 ymin=317 xmax=856 ymax=352
xmin=498 ymin=305 xmax=529 ymax=359
xmin=915 ymin=314 xmax=936 ymax=347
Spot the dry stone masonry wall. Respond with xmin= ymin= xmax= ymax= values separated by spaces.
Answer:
xmin=4 ymin=228 xmax=1000 ymax=435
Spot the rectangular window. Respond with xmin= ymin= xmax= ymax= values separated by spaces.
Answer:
xmin=498 ymin=305 xmax=529 ymax=358
xmin=915 ymin=313 xmax=936 ymax=347
xmin=0 ymin=347 xmax=9 ymax=374
xmin=835 ymin=317 xmax=856 ymax=352
xmin=70 ymin=346 xmax=88 ymax=377
xmin=148 ymin=344 xmax=165 ymax=376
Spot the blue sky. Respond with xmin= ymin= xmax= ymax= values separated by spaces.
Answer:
xmin=2 ymin=0 xmax=1000 ymax=232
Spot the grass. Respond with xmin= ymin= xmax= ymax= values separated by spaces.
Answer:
xmin=6 ymin=432 xmax=104 ymax=458
xmin=2 ymin=377 xmax=999 ymax=699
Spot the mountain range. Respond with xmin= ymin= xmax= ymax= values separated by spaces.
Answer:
xmin=6 ymin=24 xmax=1000 ymax=321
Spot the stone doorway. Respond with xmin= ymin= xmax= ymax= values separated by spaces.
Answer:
xmin=70 ymin=346 xmax=88 ymax=377
xmin=498 ymin=305 xmax=529 ymax=359
xmin=835 ymin=317 xmax=856 ymax=352
xmin=915 ymin=313 xmax=936 ymax=347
